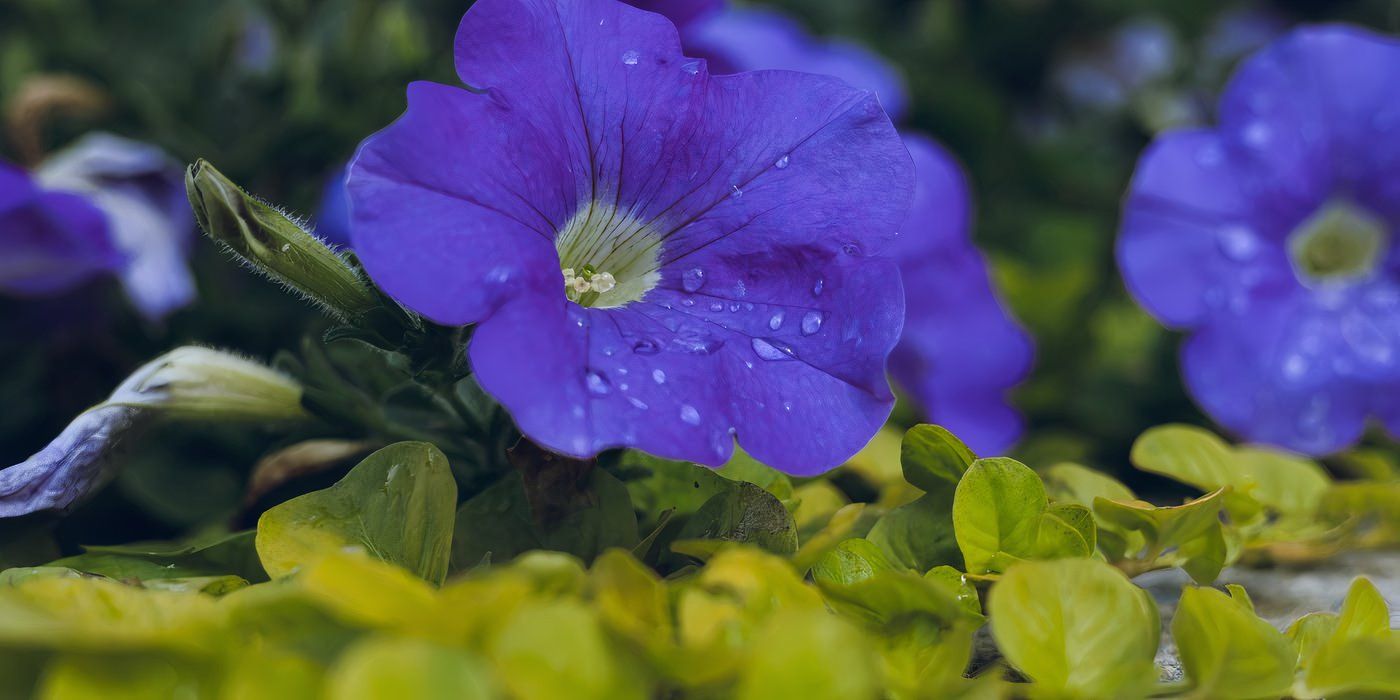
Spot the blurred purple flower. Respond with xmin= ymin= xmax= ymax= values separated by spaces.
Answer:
xmin=38 ymin=133 xmax=196 ymax=320
xmin=888 ymin=135 xmax=1033 ymax=455
xmin=349 ymin=0 xmax=912 ymax=474
xmin=0 ymin=161 xmax=123 ymax=297
xmin=315 ymin=164 xmax=352 ymax=247
xmin=1053 ymin=18 xmax=1179 ymax=113
xmin=627 ymin=0 xmax=721 ymax=30
xmin=680 ymin=6 xmax=908 ymax=122
xmin=1118 ymin=26 xmax=1400 ymax=455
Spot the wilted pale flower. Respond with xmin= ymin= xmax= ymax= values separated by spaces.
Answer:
xmin=887 ymin=136 xmax=1034 ymax=455
xmin=1118 ymin=26 xmax=1400 ymax=455
xmin=348 ymin=0 xmax=913 ymax=474
xmin=0 ymin=161 xmax=123 ymax=297
xmin=0 ymin=346 xmax=307 ymax=517
xmin=37 ymin=133 xmax=197 ymax=320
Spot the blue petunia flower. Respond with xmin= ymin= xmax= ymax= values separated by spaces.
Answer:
xmin=1118 ymin=25 xmax=1400 ymax=455
xmin=315 ymin=164 xmax=352 ymax=248
xmin=887 ymin=136 xmax=1034 ymax=455
xmin=0 ymin=160 xmax=123 ymax=297
xmin=348 ymin=0 xmax=913 ymax=474
xmin=37 ymin=133 xmax=197 ymax=321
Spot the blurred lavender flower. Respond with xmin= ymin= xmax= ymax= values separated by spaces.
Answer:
xmin=1052 ymin=18 xmax=1179 ymax=114
xmin=1118 ymin=26 xmax=1400 ymax=455
xmin=680 ymin=5 xmax=908 ymax=122
xmin=0 ymin=347 xmax=307 ymax=517
xmin=0 ymin=161 xmax=123 ymax=297
xmin=315 ymin=164 xmax=352 ymax=248
xmin=887 ymin=136 xmax=1034 ymax=455
xmin=349 ymin=0 xmax=912 ymax=474
xmin=38 ymin=133 xmax=196 ymax=320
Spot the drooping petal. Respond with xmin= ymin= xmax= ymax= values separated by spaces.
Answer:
xmin=470 ymin=246 xmax=904 ymax=474
xmin=0 ymin=161 xmax=123 ymax=297
xmin=37 ymin=133 xmax=196 ymax=320
xmin=0 ymin=406 xmax=144 ymax=517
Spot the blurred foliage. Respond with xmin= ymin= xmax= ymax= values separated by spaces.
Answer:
xmin=2 ymin=0 xmax=1399 ymax=551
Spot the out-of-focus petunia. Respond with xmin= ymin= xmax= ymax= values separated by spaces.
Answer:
xmin=348 ymin=0 xmax=913 ymax=474
xmin=887 ymin=136 xmax=1034 ymax=455
xmin=0 ymin=347 xmax=308 ymax=517
xmin=38 ymin=133 xmax=196 ymax=320
xmin=0 ymin=161 xmax=123 ymax=297
xmin=626 ymin=0 xmax=721 ymax=30
xmin=678 ymin=5 xmax=908 ymax=122
xmin=315 ymin=164 xmax=352 ymax=248
xmin=1118 ymin=25 xmax=1400 ymax=455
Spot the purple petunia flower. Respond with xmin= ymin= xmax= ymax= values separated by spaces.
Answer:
xmin=1118 ymin=25 xmax=1400 ymax=455
xmin=0 ymin=160 xmax=123 ymax=297
xmin=315 ymin=164 xmax=352 ymax=248
xmin=348 ymin=0 xmax=913 ymax=474
xmin=887 ymin=136 xmax=1034 ymax=455
xmin=37 ymin=133 xmax=196 ymax=321
xmin=626 ymin=0 xmax=720 ymax=30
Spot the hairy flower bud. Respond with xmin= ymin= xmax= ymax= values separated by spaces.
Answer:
xmin=185 ymin=159 xmax=379 ymax=320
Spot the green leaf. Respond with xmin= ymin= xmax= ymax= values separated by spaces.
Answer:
xmin=816 ymin=566 xmax=976 ymax=628
xmin=1093 ymin=488 xmax=1226 ymax=554
xmin=618 ymin=452 xmax=732 ymax=528
xmin=811 ymin=539 xmax=899 ymax=587
xmin=900 ymin=425 xmax=976 ymax=492
xmin=1044 ymin=462 xmax=1136 ymax=505
xmin=53 ymin=531 xmax=266 ymax=583
xmin=1032 ymin=504 xmax=1096 ymax=560
xmin=674 ymin=482 xmax=798 ymax=557
xmin=1177 ymin=524 xmax=1229 ymax=585
xmin=489 ymin=601 xmax=647 ymax=700
xmin=1131 ymin=425 xmax=1238 ymax=491
xmin=1333 ymin=576 xmax=1390 ymax=641
xmin=1171 ymin=586 xmax=1294 ymax=699
xmin=953 ymin=458 xmax=1046 ymax=574
xmin=327 ymin=637 xmax=498 ymax=699
xmin=867 ymin=488 xmax=961 ymax=571
xmin=1302 ymin=635 xmax=1400 ymax=698
xmin=734 ymin=609 xmax=880 ymax=700
xmin=256 ymin=442 xmax=457 ymax=584
xmin=1286 ymin=612 xmax=1338 ymax=671
xmin=718 ymin=449 xmax=795 ymax=502
xmin=38 ymin=653 xmax=217 ymax=699
xmin=451 ymin=472 xmax=542 ymax=570
xmin=792 ymin=503 xmax=867 ymax=573
xmin=1231 ymin=447 xmax=1331 ymax=517
xmin=989 ymin=559 xmax=1159 ymax=699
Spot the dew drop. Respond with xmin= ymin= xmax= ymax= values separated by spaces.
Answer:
xmin=633 ymin=339 xmax=661 ymax=355
xmin=751 ymin=338 xmax=794 ymax=361
xmin=782 ymin=401 xmax=793 ymax=412
xmin=1243 ymin=121 xmax=1271 ymax=148
xmin=652 ymin=369 xmax=666 ymax=384
xmin=681 ymin=60 xmax=701 ymax=76
xmin=768 ymin=311 xmax=785 ymax=330
xmin=729 ymin=303 xmax=740 ymax=312
xmin=775 ymin=154 xmax=791 ymax=169
xmin=585 ymin=371 xmax=611 ymax=395
xmin=681 ymin=297 xmax=695 ymax=307
xmin=709 ymin=302 xmax=724 ymax=312
xmin=841 ymin=242 xmax=861 ymax=256
xmin=682 ymin=267 xmax=706 ymax=292
xmin=622 ymin=50 xmax=640 ymax=65
xmin=801 ymin=311 xmax=824 ymax=335
xmin=812 ymin=279 xmax=825 ymax=296
xmin=680 ymin=404 xmax=701 ymax=425
xmin=628 ymin=396 xmax=649 ymax=410
xmin=1216 ymin=226 xmax=1259 ymax=262
xmin=730 ymin=184 xmax=744 ymax=199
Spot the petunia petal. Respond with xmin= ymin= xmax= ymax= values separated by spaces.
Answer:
xmin=0 ymin=162 xmax=123 ymax=298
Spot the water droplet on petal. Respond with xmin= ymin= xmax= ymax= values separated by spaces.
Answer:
xmin=622 ymin=50 xmax=640 ymax=65
xmin=812 ymin=279 xmax=824 ymax=296
xmin=681 ymin=60 xmax=701 ymax=75
xmin=730 ymin=185 xmax=743 ymax=198
xmin=751 ymin=338 xmax=793 ymax=361
xmin=1243 ymin=121 xmax=1271 ymax=148
xmin=1216 ymin=226 xmax=1260 ymax=262
xmin=633 ymin=339 xmax=660 ymax=355
xmin=680 ymin=404 xmax=701 ymax=425
xmin=628 ymin=396 xmax=649 ymax=410
xmin=768 ymin=311 xmax=785 ymax=330
xmin=801 ymin=311 xmax=824 ymax=335
xmin=682 ymin=268 xmax=706 ymax=292
xmin=709 ymin=302 xmax=724 ymax=312
xmin=681 ymin=297 xmax=695 ymax=307
xmin=652 ymin=369 xmax=666 ymax=384
xmin=775 ymin=154 xmax=790 ymax=169
xmin=782 ymin=401 xmax=793 ymax=412
xmin=585 ymin=371 xmax=611 ymax=395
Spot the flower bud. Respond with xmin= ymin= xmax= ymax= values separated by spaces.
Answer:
xmin=110 ymin=346 xmax=309 ymax=422
xmin=185 ymin=159 xmax=379 ymax=320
